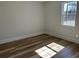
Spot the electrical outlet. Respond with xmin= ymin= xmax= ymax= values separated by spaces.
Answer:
xmin=75 ymin=34 xmax=79 ymax=38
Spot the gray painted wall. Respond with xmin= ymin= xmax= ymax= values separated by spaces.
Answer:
xmin=0 ymin=2 xmax=44 ymax=40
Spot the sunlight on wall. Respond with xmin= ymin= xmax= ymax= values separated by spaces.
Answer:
xmin=35 ymin=42 xmax=64 ymax=58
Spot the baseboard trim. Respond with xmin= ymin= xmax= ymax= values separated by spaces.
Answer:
xmin=46 ymin=32 xmax=79 ymax=44
xmin=1 ymin=31 xmax=79 ymax=45
xmin=0 ymin=32 xmax=44 ymax=44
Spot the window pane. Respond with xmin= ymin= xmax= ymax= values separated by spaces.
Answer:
xmin=67 ymin=3 xmax=77 ymax=14
xmin=64 ymin=3 xmax=68 ymax=12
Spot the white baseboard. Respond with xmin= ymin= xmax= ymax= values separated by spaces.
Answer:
xmin=0 ymin=32 xmax=44 ymax=44
xmin=1 ymin=31 xmax=79 ymax=45
xmin=46 ymin=32 xmax=79 ymax=44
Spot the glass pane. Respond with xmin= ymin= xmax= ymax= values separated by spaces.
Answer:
xmin=67 ymin=2 xmax=77 ymax=14
xmin=64 ymin=3 xmax=68 ymax=12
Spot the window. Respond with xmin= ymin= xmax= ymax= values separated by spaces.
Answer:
xmin=61 ymin=1 xmax=77 ymax=27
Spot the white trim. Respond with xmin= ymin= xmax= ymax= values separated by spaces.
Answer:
xmin=0 ymin=31 xmax=79 ymax=45
xmin=0 ymin=32 xmax=44 ymax=44
xmin=46 ymin=31 xmax=79 ymax=44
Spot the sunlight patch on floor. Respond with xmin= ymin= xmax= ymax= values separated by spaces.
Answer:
xmin=35 ymin=42 xmax=64 ymax=58
xmin=35 ymin=46 xmax=56 ymax=58
xmin=47 ymin=42 xmax=64 ymax=52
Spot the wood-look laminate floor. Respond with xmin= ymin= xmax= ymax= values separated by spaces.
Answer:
xmin=0 ymin=34 xmax=79 ymax=58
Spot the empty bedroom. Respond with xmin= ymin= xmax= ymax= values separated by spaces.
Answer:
xmin=0 ymin=1 xmax=79 ymax=58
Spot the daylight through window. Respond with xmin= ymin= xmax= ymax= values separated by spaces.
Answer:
xmin=35 ymin=42 xmax=64 ymax=58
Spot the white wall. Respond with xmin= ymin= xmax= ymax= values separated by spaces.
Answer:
xmin=45 ymin=1 xmax=79 ymax=44
xmin=0 ymin=1 xmax=44 ymax=44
